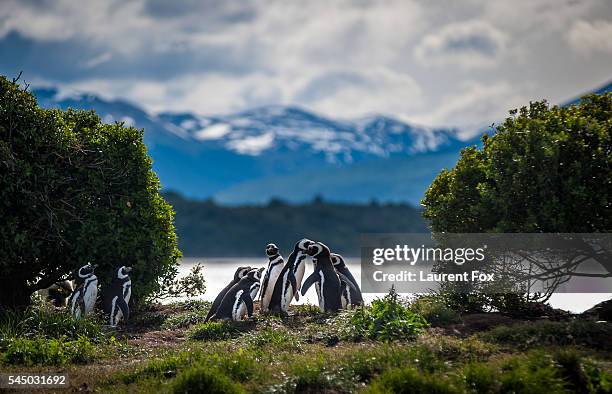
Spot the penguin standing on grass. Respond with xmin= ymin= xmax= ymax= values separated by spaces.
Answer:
xmin=211 ymin=268 xmax=264 ymax=321
xmin=205 ymin=266 xmax=252 ymax=322
xmin=292 ymin=238 xmax=314 ymax=301
xmin=269 ymin=238 xmax=314 ymax=314
xmin=68 ymin=263 xmax=98 ymax=319
xmin=260 ymin=244 xmax=285 ymax=312
xmin=331 ymin=253 xmax=363 ymax=308
xmin=301 ymin=242 xmax=356 ymax=313
xmin=103 ymin=266 xmax=132 ymax=327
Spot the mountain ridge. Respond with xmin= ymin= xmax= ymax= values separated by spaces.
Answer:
xmin=31 ymin=80 xmax=610 ymax=205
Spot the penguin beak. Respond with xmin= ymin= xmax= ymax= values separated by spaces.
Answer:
xmin=124 ymin=267 xmax=133 ymax=273
xmin=258 ymin=267 xmax=265 ymax=273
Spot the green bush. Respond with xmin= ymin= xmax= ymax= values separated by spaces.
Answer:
xmin=189 ymin=321 xmax=237 ymax=341
xmin=0 ymin=75 xmax=181 ymax=307
xmin=171 ymin=366 xmax=245 ymax=394
xmin=481 ymin=320 xmax=612 ymax=350
xmin=341 ymin=288 xmax=428 ymax=341
xmin=365 ymin=367 xmax=459 ymax=394
xmin=410 ymin=294 xmax=462 ymax=327
xmin=161 ymin=300 xmax=212 ymax=329
xmin=1 ymin=336 xmax=95 ymax=366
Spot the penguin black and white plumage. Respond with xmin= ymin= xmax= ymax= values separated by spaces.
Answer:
xmin=36 ymin=280 xmax=74 ymax=307
xmin=268 ymin=238 xmax=314 ymax=314
xmin=103 ymin=266 xmax=132 ymax=327
xmin=204 ymin=266 xmax=252 ymax=322
xmin=260 ymin=244 xmax=285 ymax=312
xmin=301 ymin=242 xmax=357 ymax=313
xmin=211 ymin=268 xmax=264 ymax=321
xmin=331 ymin=253 xmax=363 ymax=308
xmin=68 ymin=263 xmax=98 ymax=319
xmin=292 ymin=238 xmax=314 ymax=301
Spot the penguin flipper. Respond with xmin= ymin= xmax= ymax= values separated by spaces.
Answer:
xmin=117 ymin=297 xmax=130 ymax=323
xmin=338 ymin=273 xmax=357 ymax=291
xmin=301 ymin=272 xmax=318 ymax=296
xmin=242 ymin=293 xmax=254 ymax=317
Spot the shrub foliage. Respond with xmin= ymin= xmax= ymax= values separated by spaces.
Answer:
xmin=0 ymin=76 xmax=181 ymax=307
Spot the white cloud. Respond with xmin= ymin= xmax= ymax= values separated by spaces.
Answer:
xmin=567 ymin=20 xmax=612 ymax=55
xmin=194 ymin=123 xmax=231 ymax=140
xmin=4 ymin=0 xmax=611 ymax=132
xmin=414 ymin=20 xmax=507 ymax=69
xmin=410 ymin=81 xmax=529 ymax=135
xmin=226 ymin=132 xmax=274 ymax=155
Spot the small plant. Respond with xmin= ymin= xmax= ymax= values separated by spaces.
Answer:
xmin=171 ymin=366 xmax=245 ymax=394
xmin=0 ymin=305 xmax=102 ymax=343
xmin=410 ymin=294 xmax=462 ymax=327
xmin=364 ymin=367 xmax=459 ymax=394
xmin=277 ymin=358 xmax=350 ymax=394
xmin=341 ymin=288 xmax=428 ymax=341
xmin=189 ymin=321 xmax=237 ymax=341
xmin=244 ymin=328 xmax=302 ymax=352
xmin=1 ymin=336 xmax=95 ymax=366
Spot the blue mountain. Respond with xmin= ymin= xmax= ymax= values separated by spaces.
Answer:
xmin=32 ymin=80 xmax=609 ymax=206
xmin=32 ymin=87 xmax=467 ymax=205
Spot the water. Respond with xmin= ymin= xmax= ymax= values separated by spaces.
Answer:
xmin=178 ymin=257 xmax=610 ymax=313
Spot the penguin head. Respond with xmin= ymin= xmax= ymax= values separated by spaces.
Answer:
xmin=265 ymin=243 xmax=279 ymax=257
xmin=246 ymin=267 xmax=265 ymax=282
xmin=234 ymin=266 xmax=252 ymax=281
xmin=116 ymin=266 xmax=132 ymax=279
xmin=331 ymin=253 xmax=346 ymax=268
xmin=78 ymin=263 xmax=97 ymax=278
xmin=306 ymin=242 xmax=330 ymax=257
xmin=296 ymin=238 xmax=314 ymax=252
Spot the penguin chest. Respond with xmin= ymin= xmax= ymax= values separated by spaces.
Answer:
xmin=317 ymin=271 xmax=325 ymax=311
xmin=294 ymin=257 xmax=306 ymax=291
xmin=249 ymin=283 xmax=260 ymax=300
xmin=232 ymin=290 xmax=247 ymax=320
xmin=83 ymin=278 xmax=98 ymax=314
xmin=262 ymin=265 xmax=283 ymax=309
xmin=280 ymin=271 xmax=295 ymax=311
xmin=123 ymin=280 xmax=132 ymax=304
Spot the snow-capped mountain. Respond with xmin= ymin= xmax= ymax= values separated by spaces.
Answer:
xmin=32 ymin=87 xmax=465 ymax=204
xmin=158 ymin=106 xmax=461 ymax=163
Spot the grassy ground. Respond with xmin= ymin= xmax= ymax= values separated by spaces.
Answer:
xmin=1 ymin=299 xmax=611 ymax=393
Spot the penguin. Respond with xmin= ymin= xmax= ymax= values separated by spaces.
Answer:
xmin=292 ymin=238 xmax=314 ymax=301
xmin=103 ymin=266 xmax=132 ymax=327
xmin=68 ymin=263 xmax=98 ymax=319
xmin=204 ymin=266 xmax=252 ymax=322
xmin=36 ymin=280 xmax=74 ymax=307
xmin=211 ymin=267 xmax=264 ymax=321
xmin=260 ymin=243 xmax=285 ymax=312
xmin=300 ymin=242 xmax=357 ymax=313
xmin=331 ymin=253 xmax=363 ymax=308
xmin=268 ymin=239 xmax=314 ymax=314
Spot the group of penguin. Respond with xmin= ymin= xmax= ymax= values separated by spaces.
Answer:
xmin=206 ymin=239 xmax=363 ymax=322
xmin=42 ymin=263 xmax=133 ymax=327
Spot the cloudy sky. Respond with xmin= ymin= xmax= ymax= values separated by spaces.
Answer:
xmin=1 ymin=0 xmax=611 ymax=132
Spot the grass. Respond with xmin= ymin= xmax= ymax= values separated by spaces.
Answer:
xmin=0 ymin=303 xmax=103 ymax=343
xmin=189 ymin=321 xmax=239 ymax=341
xmin=481 ymin=319 xmax=612 ymax=350
xmin=337 ymin=289 xmax=428 ymax=341
xmin=1 ymin=295 xmax=611 ymax=393
xmin=160 ymin=300 xmax=212 ymax=329
xmin=1 ymin=336 xmax=96 ymax=366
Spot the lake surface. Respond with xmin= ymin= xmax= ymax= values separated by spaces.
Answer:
xmin=178 ymin=257 xmax=610 ymax=313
